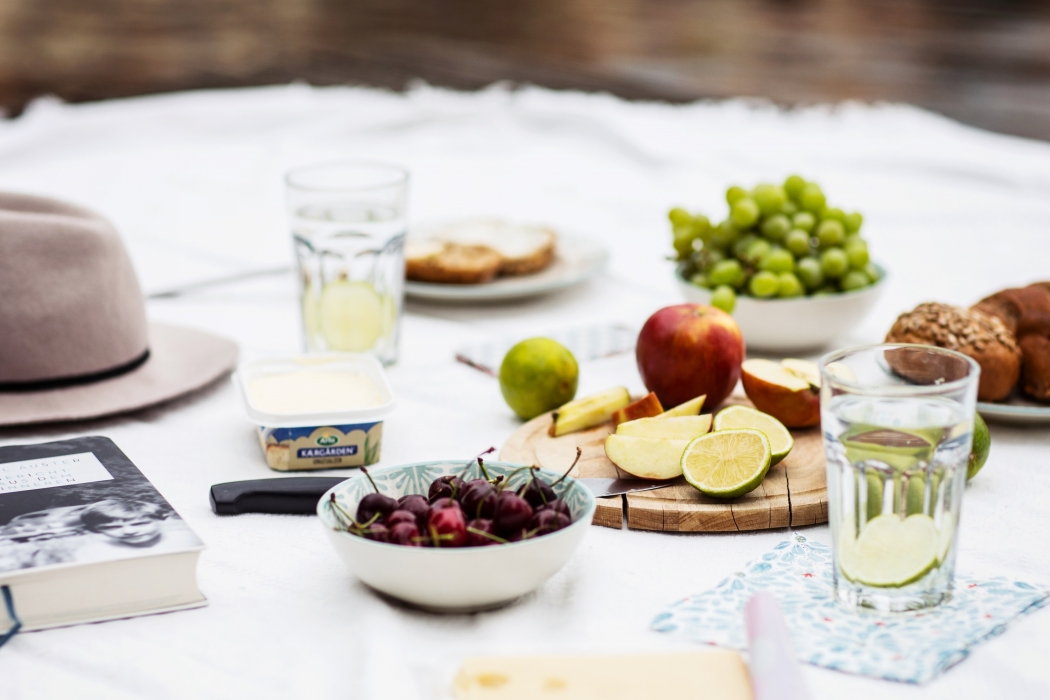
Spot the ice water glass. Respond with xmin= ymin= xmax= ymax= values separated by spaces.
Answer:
xmin=286 ymin=161 xmax=408 ymax=365
xmin=820 ymin=344 xmax=980 ymax=612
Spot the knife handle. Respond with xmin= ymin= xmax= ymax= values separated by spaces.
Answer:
xmin=209 ymin=477 xmax=348 ymax=516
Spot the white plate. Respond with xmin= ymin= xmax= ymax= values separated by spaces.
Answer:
xmin=405 ymin=233 xmax=608 ymax=302
xmin=978 ymin=393 xmax=1050 ymax=425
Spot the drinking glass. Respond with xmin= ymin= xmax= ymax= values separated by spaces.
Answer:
xmin=820 ymin=344 xmax=980 ymax=612
xmin=286 ymin=161 xmax=408 ymax=365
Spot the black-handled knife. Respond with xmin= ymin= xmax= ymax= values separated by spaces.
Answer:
xmin=209 ymin=476 xmax=671 ymax=516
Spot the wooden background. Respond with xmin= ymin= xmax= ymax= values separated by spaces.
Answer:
xmin=2 ymin=0 xmax=1050 ymax=139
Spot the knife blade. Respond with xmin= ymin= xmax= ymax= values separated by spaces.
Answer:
xmin=210 ymin=475 xmax=671 ymax=516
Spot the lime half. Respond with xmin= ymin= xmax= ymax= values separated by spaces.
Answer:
xmin=840 ymin=514 xmax=939 ymax=588
xmin=680 ymin=429 xmax=772 ymax=499
xmin=319 ymin=280 xmax=383 ymax=351
xmin=713 ymin=405 xmax=793 ymax=465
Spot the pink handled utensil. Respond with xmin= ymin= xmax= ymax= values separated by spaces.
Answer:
xmin=744 ymin=591 xmax=812 ymax=700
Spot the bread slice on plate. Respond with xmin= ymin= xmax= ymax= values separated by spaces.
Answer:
xmin=405 ymin=220 xmax=557 ymax=284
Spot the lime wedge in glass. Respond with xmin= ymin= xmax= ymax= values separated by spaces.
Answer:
xmin=319 ymin=280 xmax=383 ymax=351
xmin=713 ymin=405 xmax=793 ymax=465
xmin=840 ymin=514 xmax=939 ymax=588
xmin=680 ymin=429 xmax=772 ymax=499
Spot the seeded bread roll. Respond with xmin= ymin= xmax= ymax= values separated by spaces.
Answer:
xmin=1019 ymin=335 xmax=1050 ymax=401
xmin=885 ymin=302 xmax=1021 ymax=402
xmin=973 ymin=282 xmax=1050 ymax=402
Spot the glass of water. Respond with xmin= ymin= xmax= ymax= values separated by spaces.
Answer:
xmin=286 ymin=161 xmax=408 ymax=365
xmin=820 ymin=344 xmax=980 ymax=612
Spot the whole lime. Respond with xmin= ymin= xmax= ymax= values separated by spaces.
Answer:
xmin=967 ymin=412 xmax=990 ymax=480
xmin=499 ymin=338 xmax=579 ymax=420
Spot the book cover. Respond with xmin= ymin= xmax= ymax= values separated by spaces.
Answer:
xmin=0 ymin=436 xmax=203 ymax=578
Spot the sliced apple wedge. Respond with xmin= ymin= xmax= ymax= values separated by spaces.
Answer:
xmin=616 ymin=415 xmax=712 ymax=440
xmin=657 ymin=394 xmax=706 ymax=418
xmin=549 ymin=386 xmax=631 ymax=437
xmin=781 ymin=358 xmax=821 ymax=387
xmin=611 ymin=391 xmax=663 ymax=427
xmin=604 ymin=435 xmax=690 ymax=479
xmin=740 ymin=358 xmax=819 ymax=428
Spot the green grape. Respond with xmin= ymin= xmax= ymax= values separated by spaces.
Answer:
xmin=700 ymin=247 xmax=727 ymax=269
xmin=843 ymin=233 xmax=863 ymax=248
xmin=781 ymin=200 xmax=798 ymax=216
xmin=864 ymin=262 xmax=880 ymax=283
xmin=784 ymin=174 xmax=806 ymax=201
xmin=796 ymin=257 xmax=824 ymax=290
xmin=816 ymin=219 xmax=845 ymax=248
xmin=760 ymin=214 xmax=791 ymax=242
xmin=749 ymin=271 xmax=779 ymax=298
xmin=673 ymin=225 xmax=698 ymax=258
xmin=792 ymin=211 xmax=816 ymax=233
xmin=820 ymin=247 xmax=849 ymax=279
xmin=777 ymin=272 xmax=805 ymax=298
xmin=733 ymin=233 xmax=759 ymax=260
xmin=669 ymin=207 xmax=692 ymax=227
xmin=785 ymin=229 xmax=812 ymax=257
xmin=726 ymin=186 xmax=748 ymax=206
xmin=841 ymin=270 xmax=870 ymax=291
xmin=800 ymin=183 xmax=826 ymax=213
xmin=821 ymin=207 xmax=846 ymax=223
xmin=730 ymin=197 xmax=760 ymax=229
xmin=711 ymin=285 xmax=736 ymax=314
xmin=845 ymin=211 xmax=864 ymax=233
xmin=709 ymin=220 xmax=739 ymax=249
xmin=813 ymin=285 xmax=839 ymax=296
xmin=693 ymin=213 xmax=712 ymax=241
xmin=752 ymin=184 xmax=787 ymax=216
xmin=744 ymin=239 xmax=771 ymax=264
xmin=845 ymin=238 xmax=869 ymax=268
xmin=690 ymin=273 xmax=711 ymax=288
xmin=759 ymin=247 xmax=795 ymax=274
xmin=710 ymin=259 xmax=746 ymax=288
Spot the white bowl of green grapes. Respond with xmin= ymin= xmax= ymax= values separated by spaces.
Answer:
xmin=671 ymin=176 xmax=886 ymax=352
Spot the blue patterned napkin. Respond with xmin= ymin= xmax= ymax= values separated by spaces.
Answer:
xmin=652 ymin=533 xmax=1049 ymax=684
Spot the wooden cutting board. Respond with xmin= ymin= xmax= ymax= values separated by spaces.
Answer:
xmin=499 ymin=400 xmax=828 ymax=532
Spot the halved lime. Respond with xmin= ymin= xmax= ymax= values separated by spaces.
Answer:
xmin=713 ymin=405 xmax=793 ymax=465
xmin=840 ymin=514 xmax=939 ymax=588
xmin=680 ymin=429 xmax=772 ymax=499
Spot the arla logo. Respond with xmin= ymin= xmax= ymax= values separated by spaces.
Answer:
xmin=316 ymin=433 xmax=339 ymax=447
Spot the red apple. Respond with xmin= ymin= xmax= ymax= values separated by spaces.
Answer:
xmin=740 ymin=358 xmax=820 ymax=428
xmin=611 ymin=391 xmax=664 ymax=427
xmin=635 ymin=304 xmax=745 ymax=409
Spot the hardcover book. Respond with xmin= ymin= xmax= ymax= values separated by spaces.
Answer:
xmin=0 ymin=436 xmax=205 ymax=632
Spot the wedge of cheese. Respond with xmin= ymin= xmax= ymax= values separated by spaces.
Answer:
xmin=452 ymin=651 xmax=753 ymax=700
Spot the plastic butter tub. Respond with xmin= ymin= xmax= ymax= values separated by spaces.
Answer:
xmin=234 ymin=354 xmax=395 ymax=472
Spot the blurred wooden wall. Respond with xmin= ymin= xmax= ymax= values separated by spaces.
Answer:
xmin=3 ymin=0 xmax=1050 ymax=139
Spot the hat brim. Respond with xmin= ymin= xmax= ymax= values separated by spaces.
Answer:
xmin=0 ymin=323 xmax=238 ymax=427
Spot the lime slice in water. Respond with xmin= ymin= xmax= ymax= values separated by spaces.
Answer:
xmin=713 ymin=405 xmax=793 ymax=465
xmin=319 ymin=280 xmax=383 ymax=351
xmin=840 ymin=514 xmax=939 ymax=588
xmin=680 ymin=429 xmax=772 ymax=499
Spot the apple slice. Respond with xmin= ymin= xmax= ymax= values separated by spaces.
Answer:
xmin=604 ymin=435 xmax=690 ymax=479
xmin=657 ymin=394 xmax=706 ymax=418
xmin=611 ymin=392 xmax=663 ymax=427
xmin=740 ymin=358 xmax=820 ymax=428
xmin=616 ymin=415 xmax=712 ymax=440
xmin=781 ymin=359 xmax=820 ymax=387
xmin=549 ymin=386 xmax=631 ymax=437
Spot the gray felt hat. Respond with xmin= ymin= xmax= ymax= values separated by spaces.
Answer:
xmin=0 ymin=192 xmax=238 ymax=426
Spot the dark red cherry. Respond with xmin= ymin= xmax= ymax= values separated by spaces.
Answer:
xmin=385 ymin=510 xmax=417 ymax=528
xmin=493 ymin=491 xmax=533 ymax=535
xmin=461 ymin=481 xmax=498 ymax=520
xmin=465 ymin=518 xmax=501 ymax=546
xmin=357 ymin=493 xmax=397 ymax=524
xmin=428 ymin=475 xmax=466 ymax=502
xmin=538 ymin=499 xmax=571 ymax=520
xmin=387 ymin=522 xmax=422 ymax=546
xmin=427 ymin=506 xmax=467 ymax=547
xmin=396 ymin=495 xmax=430 ymax=528
xmin=519 ymin=477 xmax=557 ymax=509
xmin=529 ymin=509 xmax=571 ymax=536
xmin=362 ymin=523 xmax=390 ymax=543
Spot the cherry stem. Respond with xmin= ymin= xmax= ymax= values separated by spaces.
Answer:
xmin=466 ymin=526 xmax=508 ymax=544
xmin=360 ymin=466 xmax=379 ymax=493
xmin=460 ymin=447 xmax=496 ymax=478
xmin=551 ymin=447 xmax=583 ymax=488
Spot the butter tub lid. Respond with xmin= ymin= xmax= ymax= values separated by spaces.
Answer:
xmin=233 ymin=353 xmax=396 ymax=428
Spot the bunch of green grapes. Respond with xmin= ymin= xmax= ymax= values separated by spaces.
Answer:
xmin=669 ymin=175 xmax=879 ymax=314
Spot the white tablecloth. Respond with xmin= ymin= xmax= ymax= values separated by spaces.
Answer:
xmin=1 ymin=84 xmax=1049 ymax=699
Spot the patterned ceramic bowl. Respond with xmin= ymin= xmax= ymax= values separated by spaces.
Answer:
xmin=317 ymin=460 xmax=596 ymax=612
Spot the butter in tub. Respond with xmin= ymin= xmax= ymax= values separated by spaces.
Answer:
xmin=234 ymin=354 xmax=395 ymax=471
